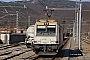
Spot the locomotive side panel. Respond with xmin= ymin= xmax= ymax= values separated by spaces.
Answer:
xmin=57 ymin=25 xmax=63 ymax=49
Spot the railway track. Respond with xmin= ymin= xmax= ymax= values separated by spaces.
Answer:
xmin=81 ymin=37 xmax=90 ymax=60
xmin=0 ymin=43 xmax=38 ymax=60
xmin=33 ymin=37 xmax=70 ymax=60
xmin=0 ymin=37 xmax=69 ymax=60
xmin=82 ymin=37 xmax=90 ymax=45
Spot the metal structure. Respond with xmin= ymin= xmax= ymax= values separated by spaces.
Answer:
xmin=75 ymin=0 xmax=82 ymax=50
xmin=46 ymin=0 xmax=82 ymax=50
xmin=0 ymin=14 xmax=17 ymax=19
xmin=78 ymin=0 xmax=82 ymax=50
xmin=0 ymin=12 xmax=18 ymax=33
xmin=28 ymin=16 xmax=30 ymax=27
xmin=0 ymin=5 xmax=27 ymax=33
xmin=76 ymin=10 xmax=79 ymax=44
xmin=16 ymin=11 xmax=19 ymax=33
xmin=0 ymin=5 xmax=27 ymax=8
xmin=46 ymin=6 xmax=78 ymax=11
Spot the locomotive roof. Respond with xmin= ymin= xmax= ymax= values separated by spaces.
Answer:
xmin=35 ymin=19 xmax=58 ymax=25
xmin=39 ymin=19 xmax=55 ymax=23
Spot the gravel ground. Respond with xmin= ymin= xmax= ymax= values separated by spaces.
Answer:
xmin=69 ymin=37 xmax=90 ymax=60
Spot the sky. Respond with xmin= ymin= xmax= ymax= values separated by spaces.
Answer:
xmin=0 ymin=0 xmax=90 ymax=2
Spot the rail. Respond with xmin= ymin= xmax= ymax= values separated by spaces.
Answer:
xmin=0 ymin=42 xmax=37 ymax=60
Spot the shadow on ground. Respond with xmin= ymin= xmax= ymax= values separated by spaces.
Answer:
xmin=69 ymin=49 xmax=83 ymax=57
xmin=56 ymin=49 xmax=83 ymax=58
xmin=34 ymin=49 xmax=83 ymax=59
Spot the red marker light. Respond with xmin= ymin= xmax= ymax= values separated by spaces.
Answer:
xmin=34 ymin=41 xmax=37 ymax=43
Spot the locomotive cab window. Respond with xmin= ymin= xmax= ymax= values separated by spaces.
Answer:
xmin=47 ymin=26 xmax=56 ymax=33
xmin=36 ymin=25 xmax=56 ymax=36
xmin=37 ymin=26 xmax=46 ymax=33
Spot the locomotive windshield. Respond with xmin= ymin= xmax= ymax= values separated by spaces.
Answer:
xmin=36 ymin=25 xmax=56 ymax=36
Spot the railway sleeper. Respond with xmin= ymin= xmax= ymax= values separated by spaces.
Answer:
xmin=0 ymin=46 xmax=27 ymax=57
xmin=0 ymin=44 xmax=20 ymax=50
xmin=20 ymin=52 xmax=35 ymax=59
xmin=0 ymin=51 xmax=12 ymax=56
xmin=0 ymin=49 xmax=31 ymax=60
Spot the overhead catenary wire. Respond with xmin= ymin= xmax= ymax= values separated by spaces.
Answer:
xmin=37 ymin=0 xmax=46 ymax=8
xmin=0 ymin=2 xmax=27 ymax=32
xmin=0 ymin=1 xmax=8 ymax=13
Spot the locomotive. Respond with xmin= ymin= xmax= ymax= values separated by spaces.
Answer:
xmin=33 ymin=19 xmax=63 ymax=55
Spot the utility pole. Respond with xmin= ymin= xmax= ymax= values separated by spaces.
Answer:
xmin=0 ymin=5 xmax=27 ymax=33
xmin=74 ymin=0 xmax=78 ymax=42
xmin=75 ymin=0 xmax=79 ymax=44
xmin=78 ymin=0 xmax=82 ymax=50
xmin=76 ymin=10 xmax=79 ymax=44
xmin=28 ymin=16 xmax=30 ymax=27
xmin=16 ymin=11 xmax=19 ymax=33
xmin=73 ymin=22 xmax=75 ymax=39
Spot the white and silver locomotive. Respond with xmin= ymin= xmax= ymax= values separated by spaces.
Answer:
xmin=33 ymin=19 xmax=63 ymax=55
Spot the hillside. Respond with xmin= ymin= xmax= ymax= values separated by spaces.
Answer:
xmin=0 ymin=1 xmax=90 ymax=29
